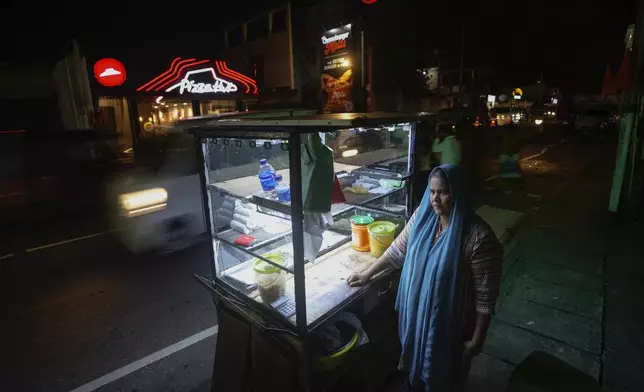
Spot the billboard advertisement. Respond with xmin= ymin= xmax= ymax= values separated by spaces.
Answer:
xmin=320 ymin=24 xmax=353 ymax=113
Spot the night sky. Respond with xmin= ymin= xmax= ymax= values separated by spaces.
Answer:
xmin=1 ymin=0 xmax=636 ymax=93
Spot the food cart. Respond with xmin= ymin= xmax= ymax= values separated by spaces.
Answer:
xmin=193 ymin=113 xmax=434 ymax=392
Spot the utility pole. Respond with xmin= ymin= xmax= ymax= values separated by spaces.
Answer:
xmin=458 ymin=21 xmax=465 ymax=106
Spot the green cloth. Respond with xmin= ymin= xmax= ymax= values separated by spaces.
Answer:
xmin=301 ymin=133 xmax=334 ymax=212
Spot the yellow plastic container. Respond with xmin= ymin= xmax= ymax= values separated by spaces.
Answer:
xmin=367 ymin=221 xmax=396 ymax=258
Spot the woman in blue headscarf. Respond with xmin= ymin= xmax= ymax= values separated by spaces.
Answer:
xmin=348 ymin=164 xmax=502 ymax=391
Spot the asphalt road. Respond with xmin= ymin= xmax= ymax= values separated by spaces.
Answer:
xmin=3 ymin=223 xmax=216 ymax=392
xmin=2 ymin=123 xmax=606 ymax=392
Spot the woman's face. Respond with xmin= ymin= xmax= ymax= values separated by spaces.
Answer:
xmin=429 ymin=175 xmax=452 ymax=217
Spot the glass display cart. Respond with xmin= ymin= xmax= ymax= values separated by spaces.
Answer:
xmin=194 ymin=113 xmax=434 ymax=392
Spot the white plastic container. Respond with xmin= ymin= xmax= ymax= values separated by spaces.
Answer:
xmin=253 ymin=253 xmax=287 ymax=304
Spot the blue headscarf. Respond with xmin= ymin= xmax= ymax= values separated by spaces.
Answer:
xmin=395 ymin=164 xmax=472 ymax=391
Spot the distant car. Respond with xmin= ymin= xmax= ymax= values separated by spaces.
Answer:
xmin=490 ymin=107 xmax=514 ymax=126
xmin=530 ymin=108 xmax=551 ymax=127
xmin=574 ymin=107 xmax=617 ymax=135
xmin=437 ymin=107 xmax=487 ymax=129
xmin=107 ymin=109 xmax=317 ymax=254
xmin=542 ymin=107 xmax=558 ymax=121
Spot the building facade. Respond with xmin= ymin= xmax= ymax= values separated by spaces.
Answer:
xmin=222 ymin=3 xmax=299 ymax=105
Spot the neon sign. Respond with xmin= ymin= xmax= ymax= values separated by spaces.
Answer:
xmin=137 ymin=57 xmax=258 ymax=95
xmin=166 ymin=68 xmax=238 ymax=94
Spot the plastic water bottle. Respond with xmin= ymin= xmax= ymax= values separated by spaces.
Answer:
xmin=275 ymin=174 xmax=291 ymax=202
xmin=258 ymin=159 xmax=277 ymax=196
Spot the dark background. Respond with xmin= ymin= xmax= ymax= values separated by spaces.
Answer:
xmin=0 ymin=0 xmax=636 ymax=92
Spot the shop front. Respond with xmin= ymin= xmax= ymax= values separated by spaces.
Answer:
xmin=88 ymin=56 xmax=259 ymax=157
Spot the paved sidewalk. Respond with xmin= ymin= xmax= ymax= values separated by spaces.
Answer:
xmin=602 ymin=224 xmax=644 ymax=392
xmin=469 ymin=143 xmax=619 ymax=391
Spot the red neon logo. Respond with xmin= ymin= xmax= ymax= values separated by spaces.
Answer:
xmin=94 ymin=58 xmax=127 ymax=87
xmin=362 ymin=0 xmax=377 ymax=3
xmin=137 ymin=57 xmax=258 ymax=95
xmin=324 ymin=39 xmax=347 ymax=56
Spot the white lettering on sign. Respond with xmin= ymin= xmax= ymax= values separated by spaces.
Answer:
xmin=176 ymin=79 xmax=237 ymax=94
xmin=166 ymin=67 xmax=238 ymax=95
xmin=321 ymin=32 xmax=350 ymax=44
xmin=323 ymin=56 xmax=351 ymax=71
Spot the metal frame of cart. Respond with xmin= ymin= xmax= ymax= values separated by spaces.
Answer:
xmin=193 ymin=113 xmax=435 ymax=392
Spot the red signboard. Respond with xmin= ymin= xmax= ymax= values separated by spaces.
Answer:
xmin=321 ymin=25 xmax=353 ymax=113
xmin=94 ymin=58 xmax=127 ymax=87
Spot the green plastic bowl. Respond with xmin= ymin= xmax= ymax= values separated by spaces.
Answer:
xmin=312 ymin=329 xmax=360 ymax=372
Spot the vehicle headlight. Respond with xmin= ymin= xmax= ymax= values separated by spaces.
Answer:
xmin=119 ymin=188 xmax=168 ymax=217
xmin=341 ymin=149 xmax=359 ymax=158
xmin=535 ymin=119 xmax=543 ymax=125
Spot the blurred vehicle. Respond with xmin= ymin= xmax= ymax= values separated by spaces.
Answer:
xmin=573 ymin=106 xmax=617 ymax=136
xmin=108 ymin=109 xmax=317 ymax=254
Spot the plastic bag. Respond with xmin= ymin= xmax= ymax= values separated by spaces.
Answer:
xmin=301 ymin=133 xmax=334 ymax=212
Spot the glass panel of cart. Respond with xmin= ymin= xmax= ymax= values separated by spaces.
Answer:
xmin=324 ymin=124 xmax=410 ymax=214
xmin=201 ymin=135 xmax=300 ymax=325
xmin=200 ymin=122 xmax=412 ymax=329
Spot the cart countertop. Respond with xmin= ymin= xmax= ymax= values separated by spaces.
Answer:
xmin=225 ymin=241 xmax=385 ymax=328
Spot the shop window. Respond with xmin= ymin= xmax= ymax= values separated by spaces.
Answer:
xmin=228 ymin=25 xmax=243 ymax=46
xmin=201 ymin=100 xmax=237 ymax=116
xmin=99 ymin=97 xmax=132 ymax=155
xmin=138 ymin=99 xmax=194 ymax=137
xmin=271 ymin=8 xmax=287 ymax=33
xmin=247 ymin=16 xmax=268 ymax=42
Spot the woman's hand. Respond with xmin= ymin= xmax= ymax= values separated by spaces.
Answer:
xmin=347 ymin=272 xmax=370 ymax=287
xmin=462 ymin=340 xmax=483 ymax=363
